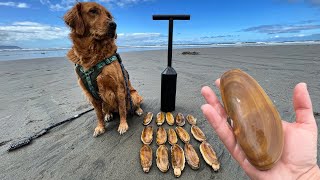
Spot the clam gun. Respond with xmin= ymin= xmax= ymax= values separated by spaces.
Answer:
xmin=152 ymin=15 xmax=190 ymax=112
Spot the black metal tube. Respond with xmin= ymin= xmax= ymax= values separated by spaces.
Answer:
xmin=153 ymin=15 xmax=190 ymax=20
xmin=168 ymin=19 xmax=173 ymax=67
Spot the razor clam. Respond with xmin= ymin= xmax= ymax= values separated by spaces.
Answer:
xmin=220 ymin=69 xmax=283 ymax=170
xmin=166 ymin=112 xmax=175 ymax=126
xmin=171 ymin=144 xmax=185 ymax=177
xmin=175 ymin=127 xmax=190 ymax=144
xmin=191 ymin=125 xmax=206 ymax=142
xmin=175 ymin=113 xmax=185 ymax=126
xmin=199 ymin=141 xmax=220 ymax=171
xmin=143 ymin=112 xmax=153 ymax=125
xmin=168 ymin=128 xmax=178 ymax=145
xmin=184 ymin=143 xmax=200 ymax=170
xmin=156 ymin=112 xmax=165 ymax=126
xmin=186 ymin=114 xmax=197 ymax=125
xmin=141 ymin=126 xmax=153 ymax=145
xmin=140 ymin=144 xmax=152 ymax=173
xmin=156 ymin=145 xmax=169 ymax=172
xmin=156 ymin=127 xmax=167 ymax=145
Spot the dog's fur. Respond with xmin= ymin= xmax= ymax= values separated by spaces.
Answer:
xmin=64 ymin=2 xmax=143 ymax=136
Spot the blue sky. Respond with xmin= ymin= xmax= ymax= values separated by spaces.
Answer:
xmin=0 ymin=0 xmax=319 ymax=48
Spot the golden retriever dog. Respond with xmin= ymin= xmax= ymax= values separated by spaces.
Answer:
xmin=64 ymin=2 xmax=143 ymax=136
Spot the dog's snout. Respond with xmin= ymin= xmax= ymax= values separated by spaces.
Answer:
xmin=109 ymin=21 xmax=117 ymax=29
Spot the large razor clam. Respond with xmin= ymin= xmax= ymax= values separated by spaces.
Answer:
xmin=141 ymin=126 xmax=153 ymax=145
xmin=166 ymin=112 xmax=175 ymax=126
xmin=199 ymin=141 xmax=220 ymax=171
xmin=191 ymin=125 xmax=206 ymax=142
xmin=175 ymin=113 xmax=185 ymax=126
xmin=143 ymin=112 xmax=153 ymax=125
xmin=220 ymin=69 xmax=284 ymax=170
xmin=175 ymin=127 xmax=190 ymax=144
xmin=156 ymin=127 xmax=167 ymax=145
xmin=156 ymin=145 xmax=169 ymax=172
xmin=156 ymin=112 xmax=165 ymax=126
xmin=168 ymin=128 xmax=178 ymax=145
xmin=186 ymin=114 xmax=197 ymax=125
xmin=140 ymin=144 xmax=152 ymax=173
xmin=184 ymin=143 xmax=200 ymax=170
xmin=171 ymin=144 xmax=185 ymax=177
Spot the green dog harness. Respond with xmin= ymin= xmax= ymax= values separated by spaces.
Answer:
xmin=75 ymin=54 xmax=119 ymax=101
xmin=75 ymin=53 xmax=134 ymax=114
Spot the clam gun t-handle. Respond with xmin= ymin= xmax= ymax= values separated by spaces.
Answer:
xmin=152 ymin=15 xmax=190 ymax=67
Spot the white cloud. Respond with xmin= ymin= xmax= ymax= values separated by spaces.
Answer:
xmin=40 ymin=0 xmax=153 ymax=11
xmin=0 ymin=21 xmax=69 ymax=42
xmin=294 ymin=34 xmax=306 ymax=37
xmin=40 ymin=0 xmax=74 ymax=11
xmin=100 ymin=0 xmax=152 ymax=7
xmin=0 ymin=2 xmax=29 ymax=8
xmin=0 ymin=21 xmax=164 ymax=46
xmin=118 ymin=32 xmax=161 ymax=38
xmin=116 ymin=32 xmax=166 ymax=45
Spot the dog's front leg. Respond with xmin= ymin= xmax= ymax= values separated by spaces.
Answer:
xmin=117 ymin=86 xmax=128 ymax=135
xmin=92 ymin=100 xmax=106 ymax=137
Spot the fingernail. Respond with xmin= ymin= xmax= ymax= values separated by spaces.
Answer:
xmin=201 ymin=104 xmax=206 ymax=112
xmin=303 ymin=83 xmax=307 ymax=90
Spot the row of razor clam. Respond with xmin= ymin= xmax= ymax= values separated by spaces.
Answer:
xmin=143 ymin=111 xmax=197 ymax=127
xmin=140 ymin=112 xmax=221 ymax=177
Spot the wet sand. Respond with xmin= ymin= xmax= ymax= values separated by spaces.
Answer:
xmin=0 ymin=45 xmax=319 ymax=180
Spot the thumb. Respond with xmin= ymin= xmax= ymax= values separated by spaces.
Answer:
xmin=293 ymin=83 xmax=315 ymax=125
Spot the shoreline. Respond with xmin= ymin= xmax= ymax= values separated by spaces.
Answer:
xmin=1 ymin=43 xmax=320 ymax=62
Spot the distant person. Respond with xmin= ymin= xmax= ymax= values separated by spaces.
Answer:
xmin=201 ymin=80 xmax=320 ymax=179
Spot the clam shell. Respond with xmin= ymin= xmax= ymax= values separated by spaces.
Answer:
xmin=199 ymin=141 xmax=220 ymax=171
xmin=141 ymin=126 xmax=153 ymax=145
xmin=220 ymin=69 xmax=284 ymax=170
xmin=156 ymin=145 xmax=169 ymax=172
xmin=166 ymin=112 xmax=175 ymax=126
xmin=168 ymin=128 xmax=178 ymax=145
xmin=143 ymin=112 xmax=153 ymax=125
xmin=140 ymin=144 xmax=152 ymax=173
xmin=156 ymin=127 xmax=167 ymax=145
xmin=175 ymin=113 xmax=185 ymax=126
xmin=175 ymin=127 xmax=190 ymax=144
xmin=186 ymin=114 xmax=197 ymax=125
xmin=156 ymin=112 xmax=165 ymax=126
xmin=184 ymin=143 xmax=200 ymax=170
xmin=191 ymin=125 xmax=206 ymax=142
xmin=171 ymin=144 xmax=185 ymax=177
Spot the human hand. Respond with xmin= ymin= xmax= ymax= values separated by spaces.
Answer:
xmin=201 ymin=80 xmax=320 ymax=180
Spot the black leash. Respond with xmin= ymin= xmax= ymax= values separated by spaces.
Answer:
xmin=7 ymin=108 xmax=94 ymax=152
xmin=116 ymin=53 xmax=134 ymax=115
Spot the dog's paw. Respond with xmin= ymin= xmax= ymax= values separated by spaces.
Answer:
xmin=104 ymin=113 xmax=113 ymax=122
xmin=135 ymin=108 xmax=143 ymax=116
xmin=93 ymin=126 xmax=106 ymax=137
xmin=118 ymin=122 xmax=129 ymax=135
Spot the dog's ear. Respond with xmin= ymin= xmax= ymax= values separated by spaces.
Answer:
xmin=64 ymin=3 xmax=85 ymax=35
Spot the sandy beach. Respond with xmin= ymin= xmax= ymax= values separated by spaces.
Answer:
xmin=0 ymin=45 xmax=319 ymax=180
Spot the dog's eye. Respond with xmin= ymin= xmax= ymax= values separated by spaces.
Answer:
xmin=89 ymin=9 xmax=98 ymax=14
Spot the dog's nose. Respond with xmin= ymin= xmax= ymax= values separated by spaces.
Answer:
xmin=109 ymin=21 xmax=117 ymax=29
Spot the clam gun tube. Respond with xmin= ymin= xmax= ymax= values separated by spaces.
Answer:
xmin=152 ymin=15 xmax=190 ymax=112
